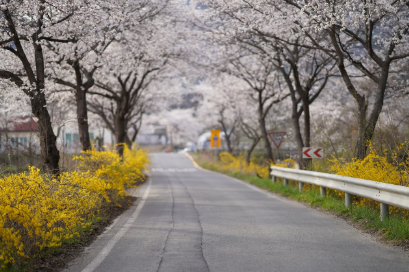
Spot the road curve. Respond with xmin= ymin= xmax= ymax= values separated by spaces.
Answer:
xmin=64 ymin=153 xmax=409 ymax=272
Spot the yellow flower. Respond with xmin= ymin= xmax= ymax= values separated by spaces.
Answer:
xmin=0 ymin=144 xmax=149 ymax=266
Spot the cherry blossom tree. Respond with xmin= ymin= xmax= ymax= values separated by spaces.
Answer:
xmin=85 ymin=0 xmax=185 ymax=155
xmin=88 ymin=59 xmax=163 ymax=155
xmin=195 ymin=75 xmax=244 ymax=154
xmin=0 ymin=0 xmax=190 ymax=170
xmin=0 ymin=1 xmax=86 ymax=174
xmin=284 ymin=0 xmax=409 ymax=158
xmin=50 ymin=35 xmax=112 ymax=152
xmin=191 ymin=0 xmax=335 ymax=165
xmin=221 ymin=50 xmax=288 ymax=162
xmin=47 ymin=0 xmax=170 ymax=151
xmin=238 ymin=34 xmax=334 ymax=167
xmin=192 ymin=0 xmax=409 ymax=161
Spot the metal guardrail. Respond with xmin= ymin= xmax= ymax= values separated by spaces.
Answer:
xmin=270 ymin=166 xmax=409 ymax=220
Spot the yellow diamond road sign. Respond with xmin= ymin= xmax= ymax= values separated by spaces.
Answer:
xmin=210 ymin=129 xmax=221 ymax=147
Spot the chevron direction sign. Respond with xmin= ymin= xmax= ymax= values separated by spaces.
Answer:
xmin=302 ymin=148 xmax=323 ymax=159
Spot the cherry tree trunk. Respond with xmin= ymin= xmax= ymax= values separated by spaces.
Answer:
xmin=115 ymin=115 xmax=127 ymax=156
xmin=328 ymin=28 xmax=388 ymax=160
xmin=289 ymin=90 xmax=305 ymax=168
xmin=354 ymin=99 xmax=368 ymax=160
xmin=354 ymin=67 xmax=387 ymax=160
xmin=33 ymin=23 xmax=60 ymax=174
xmin=225 ymin=134 xmax=234 ymax=154
xmin=221 ymin=124 xmax=234 ymax=154
xmin=31 ymin=93 xmax=60 ymax=175
xmin=246 ymin=137 xmax=260 ymax=166
xmin=76 ymin=88 xmax=92 ymax=151
xmin=74 ymin=63 xmax=92 ymax=151
xmin=302 ymin=97 xmax=312 ymax=168
xmin=125 ymin=134 xmax=132 ymax=148
xmin=259 ymin=116 xmax=273 ymax=163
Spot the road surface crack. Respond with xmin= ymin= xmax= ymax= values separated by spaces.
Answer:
xmin=157 ymin=176 xmax=175 ymax=272
xmin=177 ymin=175 xmax=210 ymax=272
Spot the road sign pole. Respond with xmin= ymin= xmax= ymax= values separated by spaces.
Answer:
xmin=210 ymin=129 xmax=221 ymax=163
xmin=267 ymin=131 xmax=286 ymax=163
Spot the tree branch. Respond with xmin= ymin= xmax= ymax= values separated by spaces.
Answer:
xmin=0 ymin=70 xmax=24 ymax=87
xmin=39 ymin=37 xmax=77 ymax=43
xmin=54 ymin=78 xmax=76 ymax=89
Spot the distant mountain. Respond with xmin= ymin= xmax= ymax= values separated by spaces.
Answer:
xmin=169 ymin=93 xmax=203 ymax=110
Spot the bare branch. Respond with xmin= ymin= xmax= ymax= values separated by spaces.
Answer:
xmin=39 ymin=37 xmax=77 ymax=43
xmin=54 ymin=78 xmax=76 ymax=89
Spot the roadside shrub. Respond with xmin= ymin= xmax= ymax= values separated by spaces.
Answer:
xmin=330 ymin=143 xmax=409 ymax=218
xmin=0 ymin=145 xmax=149 ymax=269
xmin=215 ymin=152 xmax=296 ymax=178
xmin=74 ymin=144 xmax=149 ymax=202
xmin=271 ymin=158 xmax=296 ymax=169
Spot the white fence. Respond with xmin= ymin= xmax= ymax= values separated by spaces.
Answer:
xmin=270 ymin=166 xmax=409 ymax=220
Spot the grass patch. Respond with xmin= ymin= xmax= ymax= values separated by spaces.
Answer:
xmin=197 ymin=159 xmax=409 ymax=248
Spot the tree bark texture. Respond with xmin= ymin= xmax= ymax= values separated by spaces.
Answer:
xmin=1 ymin=7 xmax=60 ymax=174
xmin=259 ymin=113 xmax=273 ymax=163
xmin=328 ymin=28 xmax=389 ymax=159
xmin=31 ymin=94 xmax=60 ymax=174
xmin=219 ymin=110 xmax=237 ymax=154
xmin=114 ymin=84 xmax=130 ymax=156
xmin=73 ymin=62 xmax=92 ymax=151
xmin=246 ymin=137 xmax=261 ymax=166
xmin=281 ymin=68 xmax=306 ymax=167
xmin=115 ymin=115 xmax=127 ymax=156
xmin=90 ymin=69 xmax=159 ymax=156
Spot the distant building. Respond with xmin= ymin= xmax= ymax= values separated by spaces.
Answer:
xmin=0 ymin=116 xmax=40 ymax=152
xmin=57 ymin=125 xmax=114 ymax=153
xmin=0 ymin=116 xmax=114 ymax=154
xmin=136 ymin=125 xmax=167 ymax=145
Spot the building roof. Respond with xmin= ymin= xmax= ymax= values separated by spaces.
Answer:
xmin=146 ymin=125 xmax=167 ymax=135
xmin=0 ymin=116 xmax=39 ymax=132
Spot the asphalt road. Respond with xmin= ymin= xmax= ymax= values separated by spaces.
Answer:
xmin=65 ymin=153 xmax=409 ymax=272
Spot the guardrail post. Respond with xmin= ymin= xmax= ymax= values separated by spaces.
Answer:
xmin=284 ymin=178 xmax=288 ymax=186
xmin=380 ymin=203 xmax=389 ymax=221
xmin=272 ymin=176 xmax=277 ymax=183
xmin=299 ymin=182 xmax=303 ymax=192
xmin=320 ymin=187 xmax=326 ymax=197
xmin=345 ymin=193 xmax=352 ymax=208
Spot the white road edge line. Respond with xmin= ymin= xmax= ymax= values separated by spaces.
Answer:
xmin=101 ymin=187 xmax=139 ymax=235
xmin=81 ymin=180 xmax=152 ymax=272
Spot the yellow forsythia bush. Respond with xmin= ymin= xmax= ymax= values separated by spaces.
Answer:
xmin=216 ymin=152 xmax=272 ymax=178
xmin=330 ymin=143 xmax=409 ymax=217
xmin=0 ymin=144 xmax=149 ymax=268
xmin=271 ymin=158 xmax=297 ymax=169
xmin=74 ymin=144 xmax=149 ymax=202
